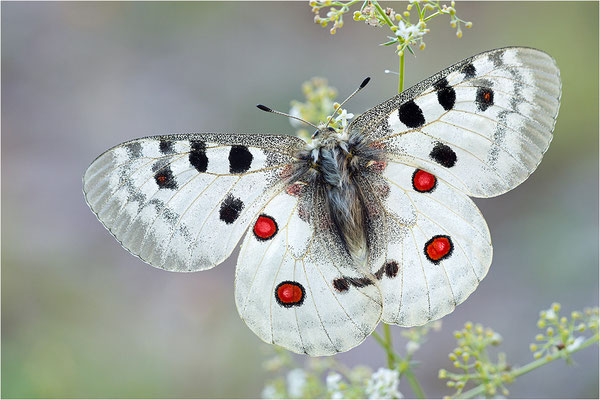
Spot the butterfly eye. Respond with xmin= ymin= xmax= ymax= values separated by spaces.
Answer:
xmin=328 ymin=127 xmax=336 ymax=132
xmin=312 ymin=129 xmax=320 ymax=138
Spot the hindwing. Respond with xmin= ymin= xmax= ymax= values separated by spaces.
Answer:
xmin=235 ymin=175 xmax=382 ymax=356
xmin=358 ymin=160 xmax=491 ymax=326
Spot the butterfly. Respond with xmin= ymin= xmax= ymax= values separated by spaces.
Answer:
xmin=83 ymin=47 xmax=561 ymax=356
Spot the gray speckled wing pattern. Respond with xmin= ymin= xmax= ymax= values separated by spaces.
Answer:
xmin=83 ymin=133 xmax=305 ymax=272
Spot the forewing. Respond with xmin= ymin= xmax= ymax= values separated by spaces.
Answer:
xmin=83 ymin=133 xmax=305 ymax=272
xmin=349 ymin=47 xmax=561 ymax=198
xmin=358 ymin=162 xmax=491 ymax=326
xmin=234 ymin=178 xmax=382 ymax=356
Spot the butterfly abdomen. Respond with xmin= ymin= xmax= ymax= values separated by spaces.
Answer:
xmin=296 ymin=136 xmax=387 ymax=261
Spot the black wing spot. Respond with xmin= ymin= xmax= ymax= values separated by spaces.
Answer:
xmin=375 ymin=261 xmax=399 ymax=280
xmin=333 ymin=278 xmax=350 ymax=292
xmin=154 ymin=167 xmax=177 ymax=189
xmin=430 ymin=142 xmax=457 ymax=168
xmin=189 ymin=141 xmax=208 ymax=173
xmin=384 ymin=261 xmax=399 ymax=278
xmin=462 ymin=63 xmax=476 ymax=79
xmin=346 ymin=277 xmax=374 ymax=288
xmin=159 ymin=140 xmax=175 ymax=154
xmin=333 ymin=276 xmax=374 ymax=292
xmin=398 ymin=100 xmax=425 ymax=128
xmin=475 ymin=87 xmax=494 ymax=112
xmin=229 ymin=145 xmax=253 ymax=174
xmin=219 ymin=194 xmax=244 ymax=224
xmin=433 ymin=78 xmax=456 ymax=111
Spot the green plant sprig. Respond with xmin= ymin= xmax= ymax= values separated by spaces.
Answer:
xmin=439 ymin=304 xmax=600 ymax=399
xmin=311 ymin=0 xmax=471 ymax=94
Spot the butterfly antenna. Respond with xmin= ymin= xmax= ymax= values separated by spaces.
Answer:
xmin=256 ymin=104 xmax=320 ymax=130
xmin=325 ymin=76 xmax=371 ymax=127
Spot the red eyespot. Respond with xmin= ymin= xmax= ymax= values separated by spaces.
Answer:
xmin=253 ymin=215 xmax=278 ymax=240
xmin=412 ymin=169 xmax=437 ymax=193
xmin=424 ymin=235 xmax=453 ymax=264
xmin=275 ymin=281 xmax=305 ymax=307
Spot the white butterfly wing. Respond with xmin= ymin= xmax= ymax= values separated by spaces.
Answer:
xmin=234 ymin=179 xmax=382 ymax=356
xmin=358 ymin=163 xmax=491 ymax=326
xmin=83 ymin=133 xmax=304 ymax=272
xmin=349 ymin=46 xmax=560 ymax=325
xmin=350 ymin=47 xmax=561 ymax=197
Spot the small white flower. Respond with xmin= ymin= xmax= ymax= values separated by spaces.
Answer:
xmin=396 ymin=20 xmax=422 ymax=41
xmin=566 ymin=336 xmax=585 ymax=352
xmin=261 ymin=384 xmax=278 ymax=399
xmin=406 ymin=340 xmax=420 ymax=354
xmin=286 ymin=368 xmax=307 ymax=398
xmin=326 ymin=372 xmax=345 ymax=399
xmin=335 ymin=109 xmax=354 ymax=128
xmin=366 ymin=368 xmax=403 ymax=399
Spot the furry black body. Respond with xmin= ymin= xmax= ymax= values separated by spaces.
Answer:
xmin=293 ymin=129 xmax=386 ymax=260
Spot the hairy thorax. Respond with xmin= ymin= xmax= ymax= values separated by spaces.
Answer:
xmin=293 ymin=128 xmax=386 ymax=260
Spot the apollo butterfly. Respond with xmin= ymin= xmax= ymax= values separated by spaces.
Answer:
xmin=83 ymin=47 xmax=561 ymax=355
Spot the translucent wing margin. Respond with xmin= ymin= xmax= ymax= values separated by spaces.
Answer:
xmin=83 ymin=133 xmax=305 ymax=272
xmin=349 ymin=47 xmax=561 ymax=198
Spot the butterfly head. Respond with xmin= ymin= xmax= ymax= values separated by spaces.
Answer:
xmin=312 ymin=125 xmax=337 ymax=139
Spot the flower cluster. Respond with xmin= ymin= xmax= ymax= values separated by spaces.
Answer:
xmin=310 ymin=0 xmax=471 ymax=56
xmin=260 ymin=351 xmax=399 ymax=399
xmin=288 ymin=77 xmax=354 ymax=141
xmin=439 ymin=306 xmax=600 ymax=399
xmin=438 ymin=322 xmax=511 ymax=398
xmin=530 ymin=303 xmax=599 ymax=362
xmin=365 ymin=368 xmax=403 ymax=399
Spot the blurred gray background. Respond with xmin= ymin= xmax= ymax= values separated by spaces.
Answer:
xmin=2 ymin=1 xmax=598 ymax=398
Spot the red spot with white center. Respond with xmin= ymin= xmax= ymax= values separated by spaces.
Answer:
xmin=412 ymin=169 xmax=437 ymax=193
xmin=425 ymin=235 xmax=453 ymax=264
xmin=253 ymin=214 xmax=278 ymax=240
xmin=275 ymin=281 xmax=305 ymax=307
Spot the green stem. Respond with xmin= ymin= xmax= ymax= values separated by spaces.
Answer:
xmin=423 ymin=10 xmax=442 ymax=22
xmin=371 ymin=330 xmax=385 ymax=347
xmin=460 ymin=333 xmax=599 ymax=399
xmin=383 ymin=323 xmax=395 ymax=368
xmin=398 ymin=52 xmax=405 ymax=93
xmin=373 ymin=324 xmax=397 ymax=369
xmin=404 ymin=368 xmax=426 ymax=399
